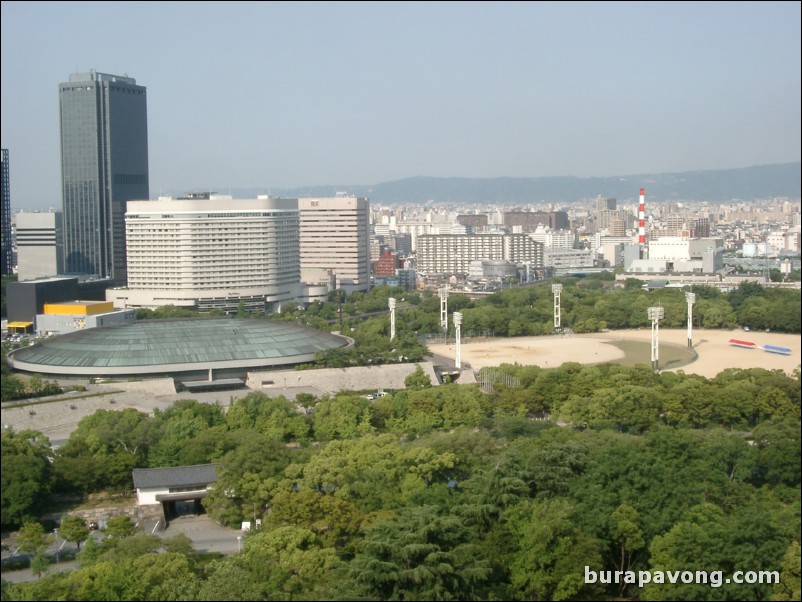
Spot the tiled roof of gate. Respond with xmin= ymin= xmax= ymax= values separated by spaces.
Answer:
xmin=132 ymin=464 xmax=219 ymax=489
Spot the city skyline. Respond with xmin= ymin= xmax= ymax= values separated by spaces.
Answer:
xmin=2 ymin=1 xmax=800 ymax=209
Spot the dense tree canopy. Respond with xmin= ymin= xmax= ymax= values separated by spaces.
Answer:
xmin=1 ymin=429 xmax=54 ymax=530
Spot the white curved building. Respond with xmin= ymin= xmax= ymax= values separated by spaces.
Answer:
xmin=107 ymin=196 xmax=300 ymax=313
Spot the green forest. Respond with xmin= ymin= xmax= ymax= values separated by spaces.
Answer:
xmin=3 ymin=361 xmax=800 ymax=600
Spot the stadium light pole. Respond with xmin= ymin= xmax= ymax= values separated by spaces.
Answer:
xmin=648 ymin=306 xmax=664 ymax=371
xmin=685 ymin=292 xmax=696 ymax=348
xmin=388 ymin=297 xmax=396 ymax=341
xmin=439 ymin=285 xmax=449 ymax=335
xmin=552 ymin=284 xmax=562 ymax=330
xmin=453 ymin=312 xmax=463 ymax=370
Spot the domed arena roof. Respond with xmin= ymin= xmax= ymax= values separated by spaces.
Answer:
xmin=9 ymin=318 xmax=350 ymax=377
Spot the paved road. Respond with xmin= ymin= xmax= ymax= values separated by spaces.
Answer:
xmin=1 ymin=515 xmax=243 ymax=584
xmin=1 ymin=381 xmax=245 ymax=447
xmin=161 ymin=514 xmax=243 ymax=554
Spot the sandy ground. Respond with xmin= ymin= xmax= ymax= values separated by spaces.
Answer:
xmin=428 ymin=328 xmax=801 ymax=379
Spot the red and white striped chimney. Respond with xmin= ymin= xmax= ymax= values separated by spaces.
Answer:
xmin=638 ymin=187 xmax=646 ymax=246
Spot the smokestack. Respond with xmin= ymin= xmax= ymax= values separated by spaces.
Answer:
xmin=638 ymin=187 xmax=646 ymax=251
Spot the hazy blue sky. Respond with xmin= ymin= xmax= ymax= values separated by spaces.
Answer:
xmin=2 ymin=1 xmax=800 ymax=209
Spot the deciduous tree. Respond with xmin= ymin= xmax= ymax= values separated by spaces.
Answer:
xmin=60 ymin=515 xmax=90 ymax=550
xmin=0 ymin=429 xmax=53 ymax=530
xmin=350 ymin=505 xmax=492 ymax=600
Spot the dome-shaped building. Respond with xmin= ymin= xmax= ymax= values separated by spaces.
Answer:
xmin=8 ymin=318 xmax=350 ymax=379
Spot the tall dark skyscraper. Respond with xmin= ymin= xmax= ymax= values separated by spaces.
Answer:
xmin=1 ymin=149 xmax=11 ymax=276
xmin=59 ymin=71 xmax=148 ymax=281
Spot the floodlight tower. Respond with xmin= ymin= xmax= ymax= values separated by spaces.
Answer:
xmin=453 ymin=312 xmax=463 ymax=370
xmin=647 ymin=306 xmax=664 ymax=371
xmin=685 ymin=292 xmax=696 ymax=348
xmin=388 ymin=297 xmax=397 ymax=341
xmin=552 ymin=283 xmax=563 ymax=330
xmin=439 ymin=285 xmax=449 ymax=333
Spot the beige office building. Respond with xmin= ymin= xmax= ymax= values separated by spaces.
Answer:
xmin=15 ymin=211 xmax=63 ymax=281
xmin=299 ymin=196 xmax=370 ymax=293
xmin=107 ymin=196 xmax=300 ymax=312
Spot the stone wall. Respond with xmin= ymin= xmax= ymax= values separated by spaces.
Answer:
xmin=47 ymin=502 xmax=165 ymax=531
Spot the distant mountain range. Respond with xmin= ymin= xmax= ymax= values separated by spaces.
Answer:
xmin=197 ymin=162 xmax=801 ymax=204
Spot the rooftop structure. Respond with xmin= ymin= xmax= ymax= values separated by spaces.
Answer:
xmin=6 ymin=276 xmax=80 ymax=323
xmin=36 ymin=300 xmax=135 ymax=335
xmin=133 ymin=464 xmax=218 ymax=491
xmin=44 ymin=300 xmax=113 ymax=315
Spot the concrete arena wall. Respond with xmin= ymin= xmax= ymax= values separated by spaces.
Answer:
xmin=248 ymin=362 xmax=439 ymax=395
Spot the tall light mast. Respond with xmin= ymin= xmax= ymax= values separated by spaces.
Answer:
xmin=388 ymin=297 xmax=396 ymax=341
xmin=648 ymin=306 xmax=664 ymax=371
xmin=453 ymin=312 xmax=463 ymax=370
xmin=685 ymin=292 xmax=696 ymax=348
xmin=439 ymin=285 xmax=449 ymax=334
xmin=552 ymin=283 xmax=563 ymax=330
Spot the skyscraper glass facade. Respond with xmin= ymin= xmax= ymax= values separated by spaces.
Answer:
xmin=1 ymin=149 xmax=11 ymax=276
xmin=59 ymin=71 xmax=148 ymax=281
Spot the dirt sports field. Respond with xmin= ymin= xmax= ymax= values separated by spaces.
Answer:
xmin=428 ymin=328 xmax=801 ymax=378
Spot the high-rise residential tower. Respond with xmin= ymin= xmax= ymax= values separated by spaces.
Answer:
xmin=1 ymin=149 xmax=11 ymax=276
xmin=59 ymin=71 xmax=148 ymax=282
